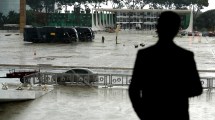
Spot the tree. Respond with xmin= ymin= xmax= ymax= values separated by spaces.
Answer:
xmin=42 ymin=0 xmax=55 ymax=13
xmin=26 ymin=0 xmax=55 ymax=13
xmin=56 ymin=0 xmax=76 ymax=13
xmin=26 ymin=10 xmax=36 ymax=25
xmin=195 ymin=10 xmax=215 ymax=31
xmin=6 ymin=11 xmax=19 ymax=24
xmin=26 ymin=0 xmax=44 ymax=12
xmin=89 ymin=0 xmax=106 ymax=9
xmin=142 ymin=0 xmax=208 ymax=9
xmin=0 ymin=12 xmax=6 ymax=28
xmin=120 ymin=0 xmax=149 ymax=9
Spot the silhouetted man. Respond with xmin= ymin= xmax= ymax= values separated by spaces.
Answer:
xmin=129 ymin=11 xmax=203 ymax=120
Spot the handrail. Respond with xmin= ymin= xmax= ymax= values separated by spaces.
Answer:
xmin=22 ymin=72 xmax=215 ymax=90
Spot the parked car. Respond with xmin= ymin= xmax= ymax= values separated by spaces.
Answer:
xmin=53 ymin=68 xmax=98 ymax=84
xmin=179 ymin=30 xmax=187 ymax=36
xmin=187 ymin=32 xmax=193 ymax=36
xmin=194 ymin=31 xmax=200 ymax=36
xmin=75 ymin=27 xmax=95 ymax=41
xmin=24 ymin=26 xmax=78 ymax=43
xmin=202 ymin=31 xmax=208 ymax=37
xmin=208 ymin=31 xmax=215 ymax=37
xmin=187 ymin=31 xmax=200 ymax=36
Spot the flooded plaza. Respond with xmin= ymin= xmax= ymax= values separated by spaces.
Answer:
xmin=0 ymin=31 xmax=215 ymax=120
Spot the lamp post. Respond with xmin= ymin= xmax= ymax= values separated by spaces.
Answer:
xmin=19 ymin=0 xmax=26 ymax=33
xmin=115 ymin=24 xmax=120 ymax=44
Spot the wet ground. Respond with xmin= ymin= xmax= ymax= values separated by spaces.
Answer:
xmin=0 ymin=32 xmax=215 ymax=120
xmin=1 ymin=31 xmax=215 ymax=70
xmin=0 ymin=86 xmax=215 ymax=120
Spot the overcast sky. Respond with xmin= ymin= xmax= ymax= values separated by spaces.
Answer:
xmin=202 ymin=0 xmax=215 ymax=12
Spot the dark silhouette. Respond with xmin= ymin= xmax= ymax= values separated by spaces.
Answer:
xmin=102 ymin=36 xmax=105 ymax=43
xmin=129 ymin=11 xmax=203 ymax=120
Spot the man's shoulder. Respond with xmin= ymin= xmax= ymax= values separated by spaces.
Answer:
xmin=176 ymin=46 xmax=194 ymax=56
xmin=138 ymin=45 xmax=156 ymax=52
xmin=137 ymin=46 xmax=153 ymax=55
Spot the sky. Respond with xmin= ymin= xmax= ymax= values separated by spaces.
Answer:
xmin=202 ymin=0 xmax=215 ymax=12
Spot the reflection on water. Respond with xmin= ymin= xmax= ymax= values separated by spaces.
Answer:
xmin=189 ymin=90 xmax=215 ymax=120
xmin=0 ymin=86 xmax=215 ymax=120
xmin=0 ymin=86 xmax=137 ymax=120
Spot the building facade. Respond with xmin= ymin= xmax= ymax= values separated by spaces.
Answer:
xmin=92 ymin=9 xmax=192 ymax=32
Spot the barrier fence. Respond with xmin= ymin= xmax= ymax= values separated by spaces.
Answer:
xmin=23 ymin=72 xmax=215 ymax=90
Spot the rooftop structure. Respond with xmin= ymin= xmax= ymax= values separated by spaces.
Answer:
xmin=91 ymin=8 xmax=193 ymax=32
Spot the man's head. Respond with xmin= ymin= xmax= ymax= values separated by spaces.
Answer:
xmin=156 ymin=11 xmax=181 ymax=40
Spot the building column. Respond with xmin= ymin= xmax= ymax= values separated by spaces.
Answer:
xmin=102 ymin=11 xmax=106 ymax=27
xmin=91 ymin=9 xmax=97 ymax=31
xmin=99 ymin=11 xmax=104 ymax=29
xmin=111 ymin=12 xmax=114 ymax=27
xmin=20 ymin=0 xmax=26 ymax=33
xmin=108 ymin=11 xmax=111 ymax=27
xmin=95 ymin=10 xmax=99 ymax=28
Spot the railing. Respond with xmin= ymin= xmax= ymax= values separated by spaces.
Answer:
xmin=200 ymin=77 xmax=214 ymax=90
xmin=97 ymin=74 xmax=131 ymax=87
xmin=23 ymin=72 xmax=215 ymax=90
xmin=23 ymin=72 xmax=132 ymax=87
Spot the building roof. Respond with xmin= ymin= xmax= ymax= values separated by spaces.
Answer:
xmin=93 ymin=8 xmax=191 ymax=13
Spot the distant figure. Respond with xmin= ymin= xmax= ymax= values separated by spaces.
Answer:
xmin=129 ymin=11 xmax=203 ymax=120
xmin=102 ymin=36 xmax=105 ymax=43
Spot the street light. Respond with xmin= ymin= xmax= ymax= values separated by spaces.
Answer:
xmin=115 ymin=24 xmax=120 ymax=44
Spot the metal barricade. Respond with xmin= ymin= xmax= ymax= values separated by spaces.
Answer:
xmin=22 ymin=72 xmax=214 ymax=90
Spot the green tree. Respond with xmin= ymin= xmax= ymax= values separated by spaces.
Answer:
xmin=42 ymin=0 xmax=55 ymax=13
xmin=56 ymin=0 xmax=76 ymax=13
xmin=6 ymin=11 xmax=19 ymax=24
xmin=26 ymin=10 xmax=36 ymax=25
xmin=27 ymin=0 xmax=55 ymax=13
xmin=26 ymin=0 xmax=44 ymax=12
xmin=0 ymin=12 xmax=6 ymax=28
xmin=195 ymin=10 xmax=215 ymax=31
xmin=109 ymin=0 xmax=208 ymax=10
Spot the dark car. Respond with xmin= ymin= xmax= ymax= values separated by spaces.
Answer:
xmin=75 ymin=27 xmax=95 ymax=41
xmin=53 ymin=68 xmax=98 ymax=84
xmin=24 ymin=26 xmax=78 ymax=43
xmin=179 ymin=30 xmax=187 ymax=36
xmin=24 ymin=27 xmax=43 ymax=43
xmin=55 ymin=27 xmax=78 ymax=42
xmin=202 ymin=31 xmax=208 ymax=37
xmin=194 ymin=31 xmax=200 ymax=36
xmin=188 ymin=32 xmax=193 ymax=36
xmin=208 ymin=31 xmax=215 ymax=37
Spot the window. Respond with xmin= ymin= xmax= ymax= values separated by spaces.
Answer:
xmin=73 ymin=69 xmax=88 ymax=74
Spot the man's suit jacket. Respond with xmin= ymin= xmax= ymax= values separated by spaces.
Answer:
xmin=129 ymin=42 xmax=203 ymax=120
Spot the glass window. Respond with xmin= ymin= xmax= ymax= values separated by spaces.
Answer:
xmin=65 ymin=70 xmax=75 ymax=73
xmin=73 ymin=69 xmax=88 ymax=74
